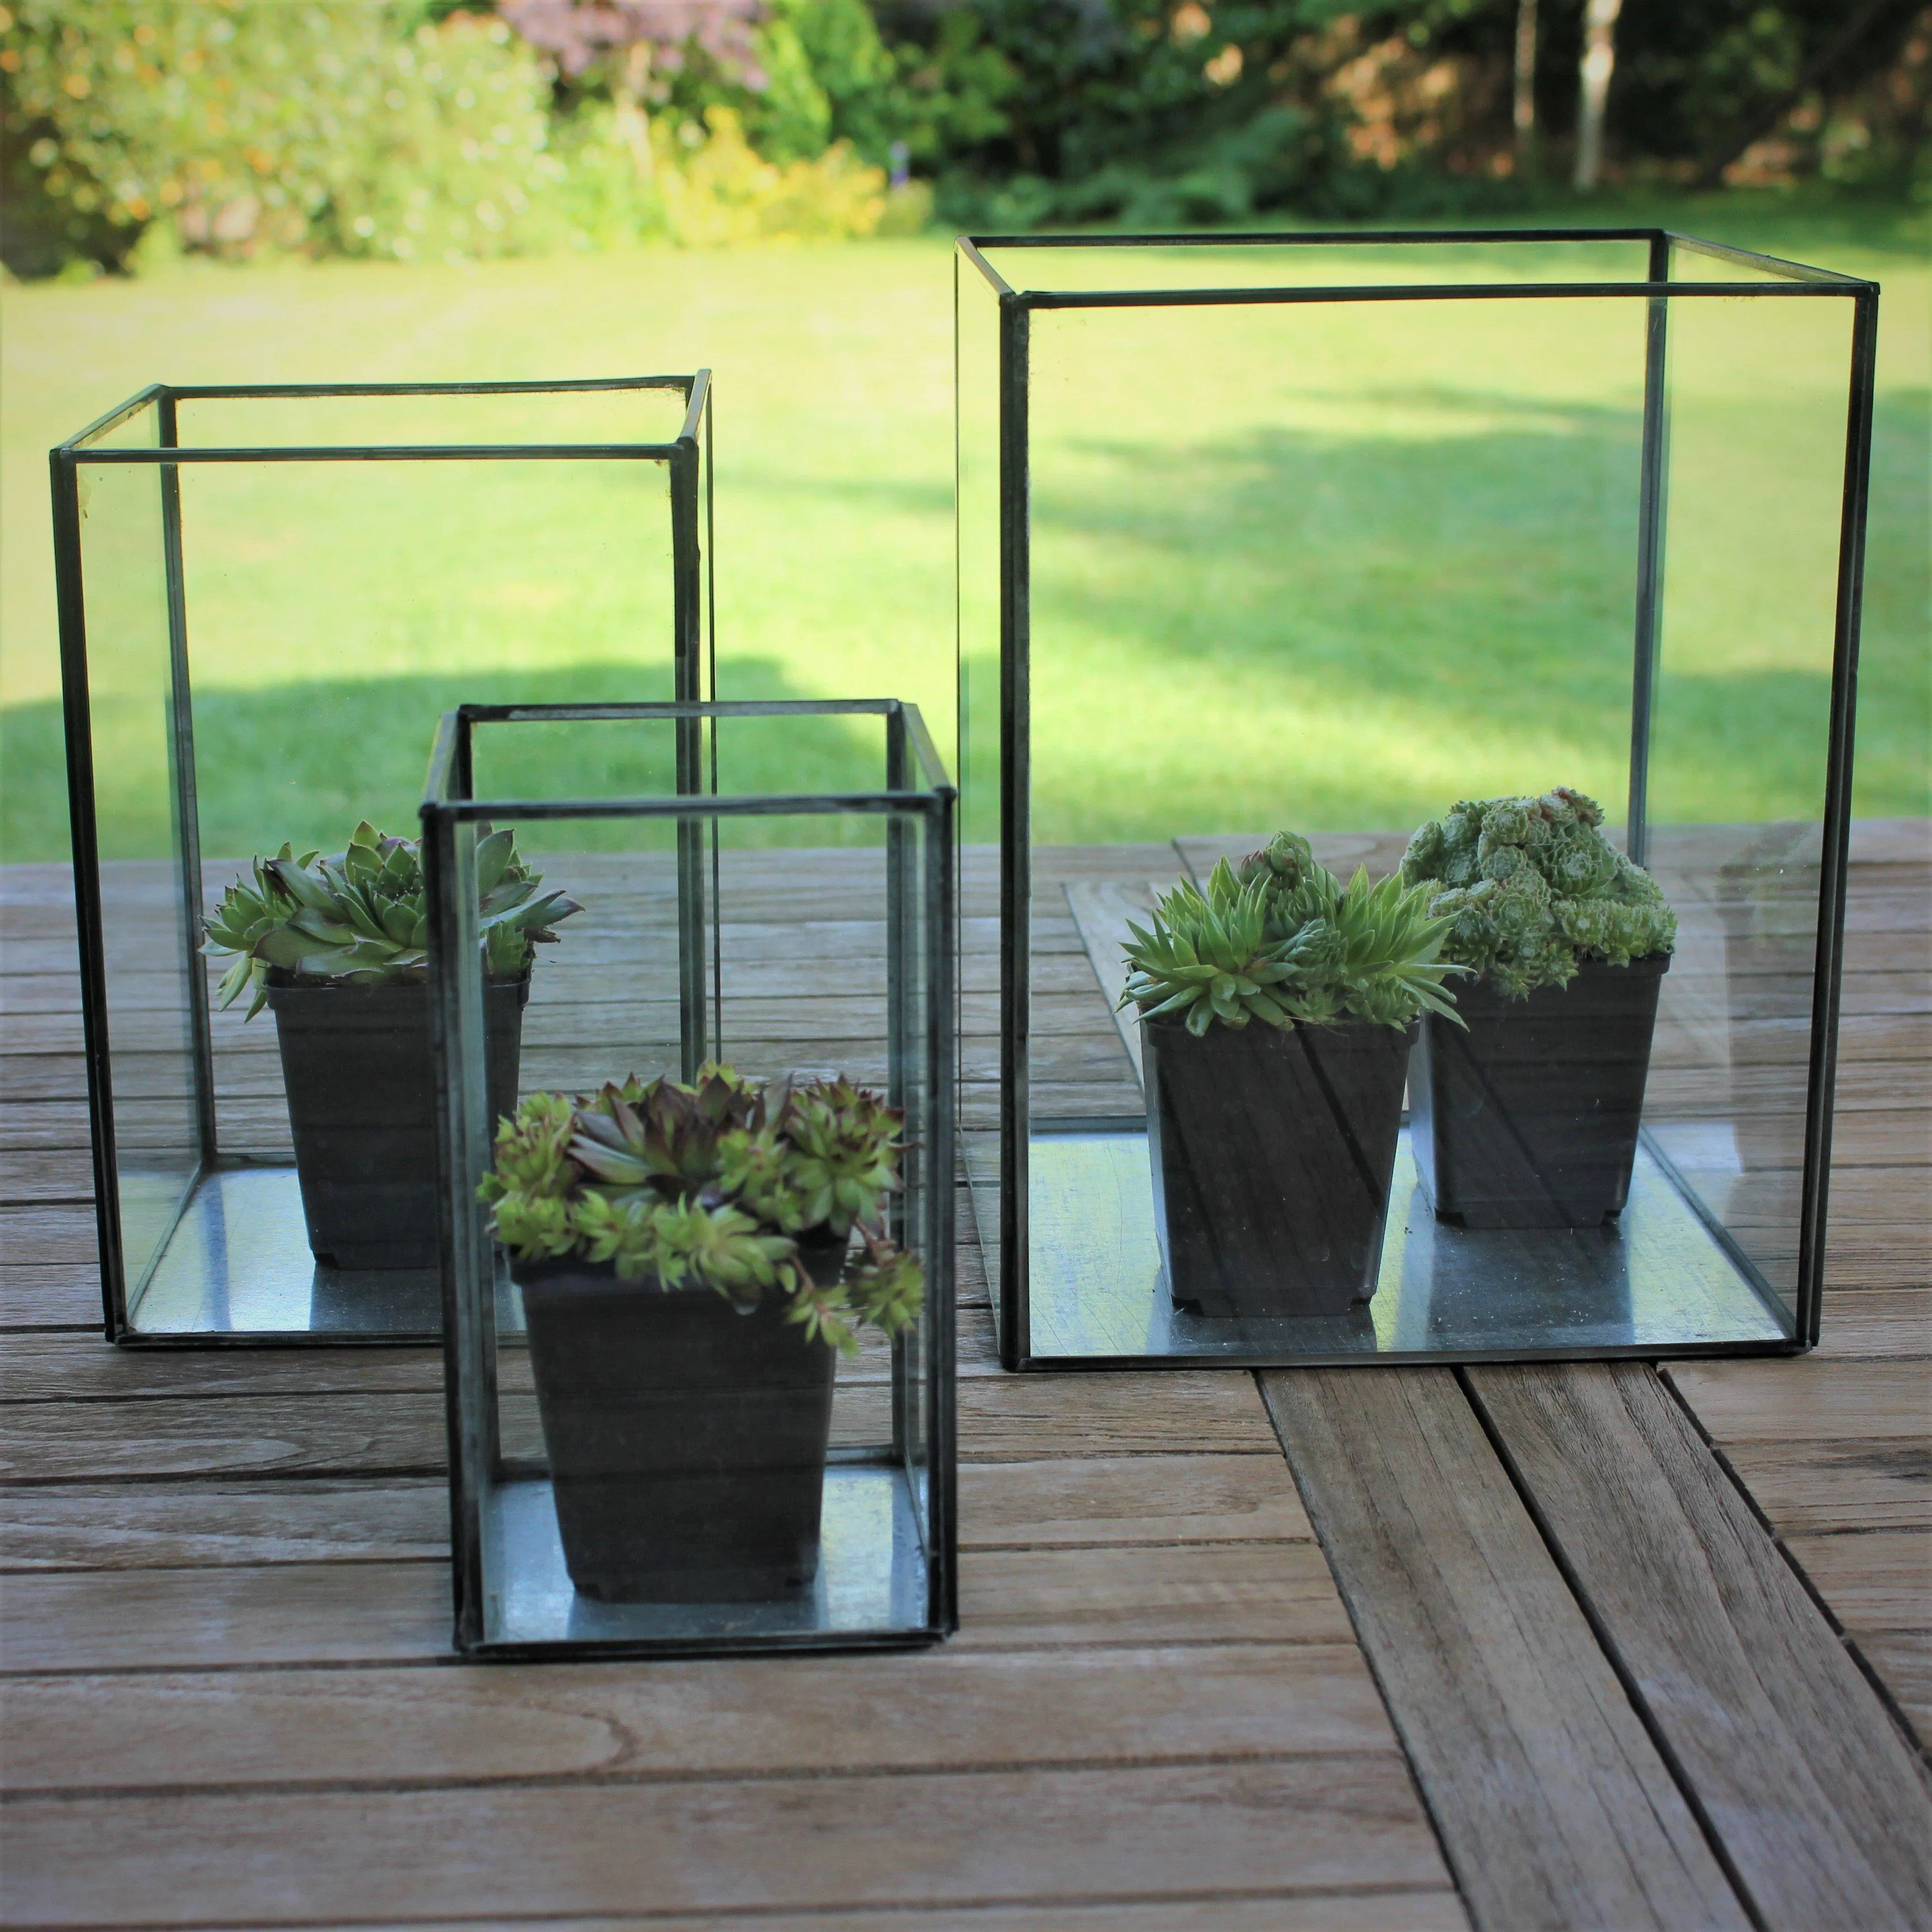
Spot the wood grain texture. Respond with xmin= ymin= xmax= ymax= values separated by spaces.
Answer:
xmin=1466 ymin=1361 xmax=1932 ymax=1932
xmin=0 ymin=1372 xmax=1277 ymax=1486
xmin=2 ymin=1759 xmax=1451 ymax=1928
xmin=1720 ymin=1440 xmax=1931 ymax=1534
xmin=1779 ymin=1529 xmax=1932 ymax=1635
xmin=1815 ymin=1287 xmax=1932 ymax=1359
xmin=1859 ymin=1630 xmax=1932 ymax=1737
xmin=1 ymin=1542 xmax=1354 ymax=1676
xmin=0 ymin=1456 xmax=1310 ymax=1573
xmin=4 ymin=830 xmax=1924 ymax=1930
xmin=238 ymin=1902 xmax=1471 ymax=1932
xmin=0 ymin=1478 xmax=451 ymax=1570
xmin=1 ymin=1642 xmax=1391 ymax=1794
xmin=1664 ymin=1360 xmax=1932 ymax=1442
xmin=1260 ymin=1366 xmax=1750 ymax=1932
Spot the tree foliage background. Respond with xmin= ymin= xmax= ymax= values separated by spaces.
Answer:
xmin=2 ymin=0 xmax=1925 ymax=277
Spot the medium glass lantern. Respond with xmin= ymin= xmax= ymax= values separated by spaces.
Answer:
xmin=50 ymin=377 xmax=712 ymax=1345
xmin=955 ymin=229 xmax=1878 ymax=1370
xmin=424 ymin=698 xmax=956 ymax=1658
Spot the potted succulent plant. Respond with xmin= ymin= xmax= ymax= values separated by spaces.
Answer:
xmin=481 ymin=1063 xmax=924 ymax=1604
xmin=1400 ymin=787 xmax=1677 ymax=1229
xmin=1120 ymin=834 xmax=1462 ymax=1319
xmin=203 ymin=821 xmax=579 ymax=1270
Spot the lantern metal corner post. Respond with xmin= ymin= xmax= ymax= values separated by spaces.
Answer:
xmin=426 ymin=699 xmax=957 ymax=1661
xmin=52 ymin=376 xmax=713 ymax=1348
xmin=954 ymin=230 xmax=1878 ymax=1372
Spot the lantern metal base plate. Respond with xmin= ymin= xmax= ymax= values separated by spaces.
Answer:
xmin=1005 ymin=1124 xmax=1797 ymax=1366
xmin=473 ymin=1463 xmax=937 ymax=1657
xmin=123 ymin=1164 xmax=444 ymax=1344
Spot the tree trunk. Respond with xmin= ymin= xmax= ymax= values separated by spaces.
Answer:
xmin=1514 ymin=0 xmax=1540 ymax=163
xmin=1573 ymin=0 xmax=1623 ymax=191
xmin=612 ymin=40 xmax=655 ymax=185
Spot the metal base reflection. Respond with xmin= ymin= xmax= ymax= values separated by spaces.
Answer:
xmin=480 ymin=1464 xmax=934 ymax=1656
xmin=126 ymin=1165 xmax=443 ymax=1342
xmin=1016 ymin=1126 xmax=1794 ymax=1365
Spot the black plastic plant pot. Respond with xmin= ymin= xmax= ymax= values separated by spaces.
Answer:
xmin=1143 ymin=1016 xmax=1416 ymax=1319
xmin=266 ymin=970 xmax=528 ymax=1270
xmin=1410 ymin=954 xmax=1670 ymax=1230
xmin=513 ymin=1256 xmax=841 ymax=1604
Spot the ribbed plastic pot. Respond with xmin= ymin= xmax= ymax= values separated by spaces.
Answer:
xmin=1143 ymin=1016 xmax=1415 ymax=1319
xmin=266 ymin=970 xmax=528 ymax=1270
xmin=513 ymin=1236 xmax=846 ymax=1604
xmin=1410 ymin=954 xmax=1669 ymax=1229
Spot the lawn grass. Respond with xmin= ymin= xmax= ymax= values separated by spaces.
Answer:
xmin=2 ymin=191 xmax=1924 ymax=864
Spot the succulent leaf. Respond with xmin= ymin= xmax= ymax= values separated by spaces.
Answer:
xmin=1401 ymin=788 xmax=1676 ymax=998
xmin=481 ymin=1064 xmax=922 ymax=1355
xmin=203 ymin=823 xmax=577 ymax=1016
xmin=1121 ymin=840 xmax=1462 ymax=1036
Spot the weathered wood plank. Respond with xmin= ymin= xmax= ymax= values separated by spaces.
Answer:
xmin=952 ymin=1540 xmax=1351 ymax=1650
xmin=0 ymin=1264 xmax=101 ymax=1329
xmin=1665 ymin=1361 xmax=1932 ymax=1443
xmin=1721 ymin=1440 xmax=1932 ymax=1534
xmin=222 ymin=1901 xmax=1471 ymax=1932
xmin=1 ymin=1642 xmax=1393 ymax=1794
xmin=0 ymin=1394 xmax=451 ymax=1483
xmin=0 ymin=1542 xmax=1349 ymax=1675
xmin=1467 ymin=1361 xmax=1932 ymax=1932
xmin=0 ymin=1479 xmax=451 ymax=1570
xmin=1259 ymin=1366 xmax=1750 ymax=1932
xmin=0 ymin=1759 xmax=1452 ymax=1928
xmin=953 ymin=1372 xmax=1284 ymax=1461
xmin=0 ymin=1457 xmax=1311 ymax=1571
xmin=0 ymin=1372 xmax=1281 ymax=1483
xmin=1781 ymin=1529 xmax=1932 ymax=1636
xmin=1815 ymin=1288 xmax=1932 ymax=1359
xmin=957 ymin=1452 xmax=1313 ymax=1546
xmin=1859 ymin=1630 xmax=1932 ymax=1740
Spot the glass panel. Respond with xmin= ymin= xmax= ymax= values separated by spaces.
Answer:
xmin=955 ymin=249 xmax=1006 ymax=1338
xmin=178 ymin=456 xmax=678 ymax=863
xmin=442 ymin=707 xmax=946 ymax=1654
xmin=73 ymin=410 xmax=204 ymax=1306
xmin=1641 ymin=290 xmax=1858 ymax=1330
xmin=967 ymin=241 xmax=1862 ymax=1366
xmin=173 ymin=385 xmax=693 ymax=450
xmin=64 ymin=387 xmax=700 ymax=1342
xmin=978 ymin=235 xmax=1652 ymax=296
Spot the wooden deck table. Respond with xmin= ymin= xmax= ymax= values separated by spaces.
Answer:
xmin=2 ymin=827 xmax=1927 ymax=1930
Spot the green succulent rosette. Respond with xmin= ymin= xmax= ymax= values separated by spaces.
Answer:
xmin=1400 ymin=787 xmax=1676 ymax=999
xmin=1119 ymin=831 xmax=1465 ymax=1038
xmin=202 ymin=820 xmax=580 ymax=1019
xmin=480 ymin=1064 xmax=924 ymax=1356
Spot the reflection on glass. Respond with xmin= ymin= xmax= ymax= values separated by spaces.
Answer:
xmin=77 ymin=427 xmax=203 ymax=1301
xmin=959 ymin=235 xmax=1871 ymax=1366
xmin=55 ymin=380 xmax=708 ymax=1342
xmin=433 ymin=702 xmax=954 ymax=1657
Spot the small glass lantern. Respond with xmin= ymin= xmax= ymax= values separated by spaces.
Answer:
xmin=956 ymin=229 xmax=1878 ymax=1369
xmin=424 ymin=699 xmax=956 ymax=1658
xmin=51 ymin=377 xmax=712 ymax=1344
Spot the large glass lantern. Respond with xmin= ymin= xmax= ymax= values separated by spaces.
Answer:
xmin=955 ymin=229 xmax=1878 ymax=1369
xmin=424 ymin=698 xmax=956 ymax=1659
xmin=51 ymin=377 xmax=712 ymax=1345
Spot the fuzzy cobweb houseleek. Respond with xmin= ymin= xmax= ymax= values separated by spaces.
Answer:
xmin=203 ymin=821 xmax=580 ymax=1019
xmin=1120 ymin=835 xmax=1464 ymax=1036
xmin=1400 ymin=788 xmax=1677 ymax=998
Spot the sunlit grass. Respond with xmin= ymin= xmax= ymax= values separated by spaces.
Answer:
xmin=3 ymin=199 xmax=1924 ymax=863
